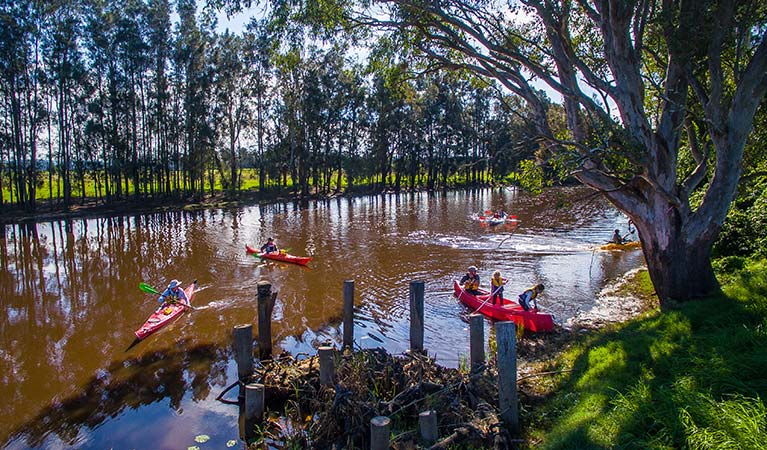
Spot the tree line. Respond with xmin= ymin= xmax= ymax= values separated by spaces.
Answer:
xmin=0 ymin=0 xmax=552 ymax=211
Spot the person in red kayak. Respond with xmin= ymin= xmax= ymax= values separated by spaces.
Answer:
xmin=260 ymin=237 xmax=279 ymax=254
xmin=460 ymin=266 xmax=481 ymax=295
xmin=518 ymin=284 xmax=545 ymax=311
xmin=157 ymin=279 xmax=188 ymax=305
xmin=490 ymin=270 xmax=507 ymax=305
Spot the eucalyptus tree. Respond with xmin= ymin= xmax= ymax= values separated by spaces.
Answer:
xmin=242 ymin=19 xmax=275 ymax=192
xmin=353 ymin=0 xmax=767 ymax=303
xmin=210 ymin=31 xmax=252 ymax=193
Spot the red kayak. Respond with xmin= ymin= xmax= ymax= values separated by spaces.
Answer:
xmin=135 ymin=281 xmax=197 ymax=340
xmin=245 ymin=245 xmax=312 ymax=266
xmin=453 ymin=280 xmax=554 ymax=332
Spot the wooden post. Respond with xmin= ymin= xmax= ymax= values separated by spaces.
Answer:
xmin=469 ymin=314 xmax=485 ymax=372
xmin=370 ymin=416 xmax=391 ymax=450
xmin=343 ymin=280 xmax=355 ymax=348
xmin=319 ymin=346 xmax=334 ymax=386
xmin=233 ymin=324 xmax=253 ymax=381
xmin=409 ymin=280 xmax=425 ymax=352
xmin=418 ymin=410 xmax=438 ymax=445
xmin=244 ymin=383 xmax=264 ymax=421
xmin=257 ymin=280 xmax=274 ymax=359
xmin=496 ymin=321 xmax=518 ymax=432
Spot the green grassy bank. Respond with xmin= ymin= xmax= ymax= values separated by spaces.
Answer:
xmin=524 ymin=259 xmax=767 ymax=449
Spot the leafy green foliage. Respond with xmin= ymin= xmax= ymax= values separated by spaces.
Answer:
xmin=528 ymin=265 xmax=767 ymax=449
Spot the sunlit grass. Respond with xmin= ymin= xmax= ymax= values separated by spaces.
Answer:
xmin=527 ymin=265 xmax=767 ymax=449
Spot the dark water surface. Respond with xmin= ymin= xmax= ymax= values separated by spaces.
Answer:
xmin=0 ymin=187 xmax=643 ymax=449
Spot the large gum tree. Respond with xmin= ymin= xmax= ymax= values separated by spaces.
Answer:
xmin=357 ymin=0 xmax=767 ymax=305
xmin=224 ymin=0 xmax=766 ymax=305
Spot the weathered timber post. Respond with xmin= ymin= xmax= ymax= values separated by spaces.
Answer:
xmin=257 ymin=280 xmax=276 ymax=359
xmin=469 ymin=314 xmax=485 ymax=372
xmin=409 ymin=280 xmax=425 ymax=352
xmin=319 ymin=346 xmax=334 ymax=386
xmin=233 ymin=324 xmax=253 ymax=381
xmin=496 ymin=321 xmax=518 ymax=433
xmin=244 ymin=383 xmax=264 ymax=421
xmin=418 ymin=410 xmax=438 ymax=445
xmin=370 ymin=416 xmax=391 ymax=450
xmin=343 ymin=280 xmax=355 ymax=348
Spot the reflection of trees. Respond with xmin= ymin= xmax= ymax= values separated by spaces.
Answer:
xmin=0 ymin=210 xmax=222 ymax=445
xmin=5 ymin=342 xmax=230 ymax=448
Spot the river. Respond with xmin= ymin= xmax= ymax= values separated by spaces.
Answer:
xmin=0 ymin=187 xmax=643 ymax=449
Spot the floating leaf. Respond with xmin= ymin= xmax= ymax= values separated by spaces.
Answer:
xmin=194 ymin=435 xmax=210 ymax=443
xmin=226 ymin=440 xmax=237 ymax=447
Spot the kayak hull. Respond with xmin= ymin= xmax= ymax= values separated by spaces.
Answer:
xmin=245 ymin=245 xmax=312 ymax=266
xmin=599 ymin=241 xmax=641 ymax=251
xmin=453 ymin=280 xmax=554 ymax=332
xmin=134 ymin=282 xmax=196 ymax=340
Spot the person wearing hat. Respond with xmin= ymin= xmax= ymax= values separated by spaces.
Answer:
xmin=157 ymin=279 xmax=188 ymax=305
xmin=460 ymin=266 xmax=482 ymax=295
xmin=260 ymin=237 xmax=279 ymax=254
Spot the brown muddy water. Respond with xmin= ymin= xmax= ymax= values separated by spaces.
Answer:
xmin=0 ymin=187 xmax=644 ymax=449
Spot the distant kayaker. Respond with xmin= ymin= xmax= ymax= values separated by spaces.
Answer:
xmin=460 ymin=266 xmax=482 ymax=295
xmin=260 ymin=237 xmax=279 ymax=254
xmin=610 ymin=229 xmax=625 ymax=244
xmin=518 ymin=284 xmax=545 ymax=311
xmin=490 ymin=270 xmax=507 ymax=305
xmin=158 ymin=279 xmax=188 ymax=305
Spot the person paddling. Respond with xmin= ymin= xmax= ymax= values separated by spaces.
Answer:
xmin=157 ymin=279 xmax=188 ymax=306
xmin=460 ymin=266 xmax=481 ymax=295
xmin=610 ymin=229 xmax=625 ymax=244
xmin=490 ymin=270 xmax=507 ymax=305
xmin=518 ymin=284 xmax=544 ymax=311
xmin=260 ymin=237 xmax=279 ymax=254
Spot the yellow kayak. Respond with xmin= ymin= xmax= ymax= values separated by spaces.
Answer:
xmin=600 ymin=241 xmax=641 ymax=251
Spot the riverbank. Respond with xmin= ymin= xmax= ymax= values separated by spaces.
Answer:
xmin=240 ymin=261 xmax=767 ymax=449
xmin=240 ymin=269 xmax=662 ymax=448
xmin=0 ymin=183 xmax=506 ymax=225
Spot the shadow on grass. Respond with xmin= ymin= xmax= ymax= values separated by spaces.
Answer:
xmin=528 ymin=265 xmax=767 ymax=449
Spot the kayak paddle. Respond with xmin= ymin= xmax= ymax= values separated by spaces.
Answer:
xmin=139 ymin=282 xmax=160 ymax=295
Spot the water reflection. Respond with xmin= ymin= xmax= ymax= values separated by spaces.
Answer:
xmin=0 ymin=187 xmax=644 ymax=448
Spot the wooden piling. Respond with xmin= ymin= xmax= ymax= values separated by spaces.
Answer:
xmin=244 ymin=383 xmax=264 ymax=421
xmin=469 ymin=314 xmax=485 ymax=372
xmin=233 ymin=324 xmax=253 ymax=381
xmin=496 ymin=321 xmax=518 ymax=432
xmin=319 ymin=346 xmax=334 ymax=386
xmin=370 ymin=416 xmax=391 ymax=450
xmin=418 ymin=410 xmax=438 ymax=445
xmin=409 ymin=280 xmax=425 ymax=352
xmin=257 ymin=280 xmax=275 ymax=359
xmin=343 ymin=280 xmax=355 ymax=348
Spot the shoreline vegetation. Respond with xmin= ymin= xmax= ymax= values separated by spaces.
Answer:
xmin=244 ymin=264 xmax=767 ymax=449
xmin=0 ymin=181 xmax=525 ymax=225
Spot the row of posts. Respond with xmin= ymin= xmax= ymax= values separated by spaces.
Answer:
xmin=233 ymin=279 xmax=519 ymax=447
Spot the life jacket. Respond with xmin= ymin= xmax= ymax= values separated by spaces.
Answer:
xmin=492 ymin=276 xmax=504 ymax=287
xmin=464 ymin=273 xmax=479 ymax=290
xmin=522 ymin=286 xmax=539 ymax=300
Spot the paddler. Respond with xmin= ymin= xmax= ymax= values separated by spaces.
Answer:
xmin=518 ymin=284 xmax=544 ymax=311
xmin=260 ymin=237 xmax=279 ymax=254
xmin=157 ymin=279 xmax=188 ymax=306
xmin=460 ymin=266 xmax=482 ymax=295
xmin=490 ymin=270 xmax=507 ymax=305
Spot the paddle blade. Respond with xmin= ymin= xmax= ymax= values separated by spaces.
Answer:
xmin=139 ymin=282 xmax=160 ymax=295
